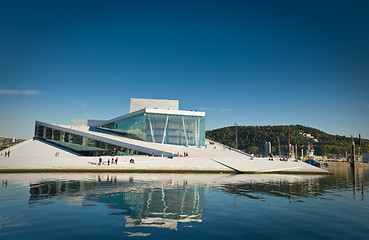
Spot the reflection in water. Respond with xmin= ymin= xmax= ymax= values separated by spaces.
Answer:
xmin=29 ymin=176 xmax=204 ymax=230
xmin=348 ymin=164 xmax=366 ymax=200
xmin=1 ymin=179 xmax=7 ymax=188
xmin=352 ymin=166 xmax=357 ymax=199
xmin=218 ymin=177 xmax=324 ymax=203
xmin=24 ymin=166 xmax=368 ymax=231
xmin=2 ymin=166 xmax=369 ymax=239
xmin=218 ymin=165 xmax=368 ymax=204
xmin=26 ymin=174 xmax=328 ymax=231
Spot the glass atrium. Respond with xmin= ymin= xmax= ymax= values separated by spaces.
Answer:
xmin=99 ymin=112 xmax=205 ymax=146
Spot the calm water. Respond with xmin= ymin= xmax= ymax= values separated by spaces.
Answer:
xmin=1 ymin=165 xmax=369 ymax=239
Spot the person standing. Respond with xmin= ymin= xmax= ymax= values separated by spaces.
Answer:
xmin=7 ymin=150 xmax=10 ymax=157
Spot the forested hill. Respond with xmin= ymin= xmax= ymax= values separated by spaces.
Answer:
xmin=205 ymin=125 xmax=368 ymax=156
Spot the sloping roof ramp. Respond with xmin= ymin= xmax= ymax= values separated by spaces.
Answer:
xmin=130 ymin=98 xmax=179 ymax=113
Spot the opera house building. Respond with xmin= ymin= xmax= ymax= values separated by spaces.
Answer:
xmin=34 ymin=98 xmax=205 ymax=157
xmin=1 ymin=98 xmax=327 ymax=173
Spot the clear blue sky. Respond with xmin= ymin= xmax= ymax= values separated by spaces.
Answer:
xmin=1 ymin=0 xmax=368 ymax=139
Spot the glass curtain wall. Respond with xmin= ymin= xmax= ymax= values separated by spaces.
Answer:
xmin=34 ymin=124 xmax=145 ymax=156
xmin=97 ymin=113 xmax=205 ymax=146
xmin=99 ymin=113 xmax=146 ymax=141
xmin=146 ymin=113 xmax=205 ymax=146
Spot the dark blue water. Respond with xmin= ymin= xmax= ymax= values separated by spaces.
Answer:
xmin=1 ymin=165 xmax=369 ymax=239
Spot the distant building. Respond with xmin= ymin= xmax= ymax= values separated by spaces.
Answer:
xmin=306 ymin=142 xmax=314 ymax=157
xmin=265 ymin=142 xmax=271 ymax=156
xmin=363 ymin=153 xmax=369 ymax=163
xmin=299 ymin=132 xmax=318 ymax=142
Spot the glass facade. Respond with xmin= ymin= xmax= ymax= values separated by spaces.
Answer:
xmin=35 ymin=124 xmax=145 ymax=156
xmin=99 ymin=113 xmax=205 ymax=146
xmin=100 ymin=113 xmax=146 ymax=141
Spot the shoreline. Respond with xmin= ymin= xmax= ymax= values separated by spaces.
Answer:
xmin=0 ymin=139 xmax=330 ymax=175
xmin=0 ymin=168 xmax=330 ymax=174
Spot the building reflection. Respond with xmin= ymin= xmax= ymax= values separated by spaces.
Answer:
xmin=348 ymin=164 xmax=367 ymax=200
xmin=26 ymin=170 xmax=367 ymax=231
xmin=218 ymin=178 xmax=324 ymax=203
xmin=29 ymin=177 xmax=204 ymax=230
xmin=216 ymin=165 xmax=368 ymax=202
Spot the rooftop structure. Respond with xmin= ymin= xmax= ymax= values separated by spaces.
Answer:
xmin=129 ymin=98 xmax=179 ymax=113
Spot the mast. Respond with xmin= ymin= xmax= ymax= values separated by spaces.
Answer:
xmin=359 ymin=134 xmax=362 ymax=157
xmin=295 ymin=143 xmax=298 ymax=159
xmin=234 ymin=123 xmax=238 ymax=149
xmin=288 ymin=127 xmax=291 ymax=157
xmin=351 ymin=135 xmax=355 ymax=168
